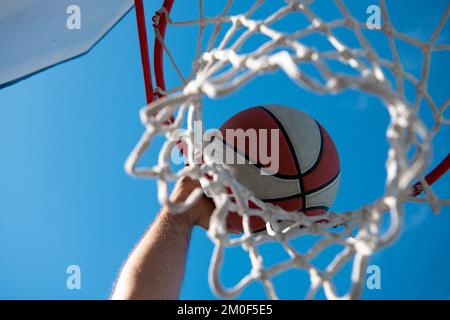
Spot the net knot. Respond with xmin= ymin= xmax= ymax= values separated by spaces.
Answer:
xmin=251 ymin=267 xmax=268 ymax=281
xmin=382 ymin=23 xmax=394 ymax=37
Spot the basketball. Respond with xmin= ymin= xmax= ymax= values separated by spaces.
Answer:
xmin=213 ymin=105 xmax=340 ymax=232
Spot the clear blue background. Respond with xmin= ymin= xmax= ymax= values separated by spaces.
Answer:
xmin=0 ymin=0 xmax=449 ymax=299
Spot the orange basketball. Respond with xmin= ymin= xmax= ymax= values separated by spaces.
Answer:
xmin=214 ymin=105 xmax=340 ymax=232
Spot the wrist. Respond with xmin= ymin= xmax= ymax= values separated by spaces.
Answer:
xmin=161 ymin=206 xmax=197 ymax=230
xmin=168 ymin=177 xmax=204 ymax=226
xmin=165 ymin=176 xmax=213 ymax=230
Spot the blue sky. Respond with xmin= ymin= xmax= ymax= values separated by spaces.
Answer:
xmin=0 ymin=0 xmax=448 ymax=299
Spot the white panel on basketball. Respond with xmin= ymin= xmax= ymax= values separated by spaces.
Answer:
xmin=209 ymin=137 xmax=301 ymax=200
xmin=261 ymin=105 xmax=321 ymax=174
xmin=305 ymin=174 xmax=340 ymax=208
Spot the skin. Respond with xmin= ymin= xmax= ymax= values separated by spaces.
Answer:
xmin=110 ymin=177 xmax=214 ymax=300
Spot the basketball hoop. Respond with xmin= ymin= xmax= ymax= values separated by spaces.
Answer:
xmin=128 ymin=0 xmax=449 ymax=299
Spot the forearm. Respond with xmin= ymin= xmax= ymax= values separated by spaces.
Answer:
xmin=111 ymin=208 xmax=195 ymax=300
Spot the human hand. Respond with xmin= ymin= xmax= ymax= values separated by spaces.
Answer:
xmin=169 ymin=176 xmax=215 ymax=230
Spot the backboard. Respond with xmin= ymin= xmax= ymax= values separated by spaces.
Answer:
xmin=0 ymin=0 xmax=133 ymax=88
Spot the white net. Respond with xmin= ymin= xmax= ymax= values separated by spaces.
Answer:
xmin=126 ymin=0 xmax=450 ymax=299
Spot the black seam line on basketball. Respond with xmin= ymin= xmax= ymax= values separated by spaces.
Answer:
xmin=301 ymin=120 xmax=324 ymax=177
xmin=304 ymin=170 xmax=340 ymax=195
xmin=304 ymin=205 xmax=330 ymax=211
xmin=215 ymin=136 xmax=300 ymax=180
xmin=258 ymin=106 xmax=306 ymax=211
xmin=260 ymin=170 xmax=340 ymax=202
xmin=215 ymin=126 xmax=325 ymax=180
xmin=253 ymin=226 xmax=268 ymax=234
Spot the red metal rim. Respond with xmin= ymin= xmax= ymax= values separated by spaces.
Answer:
xmin=153 ymin=0 xmax=174 ymax=99
xmin=135 ymin=0 xmax=174 ymax=104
